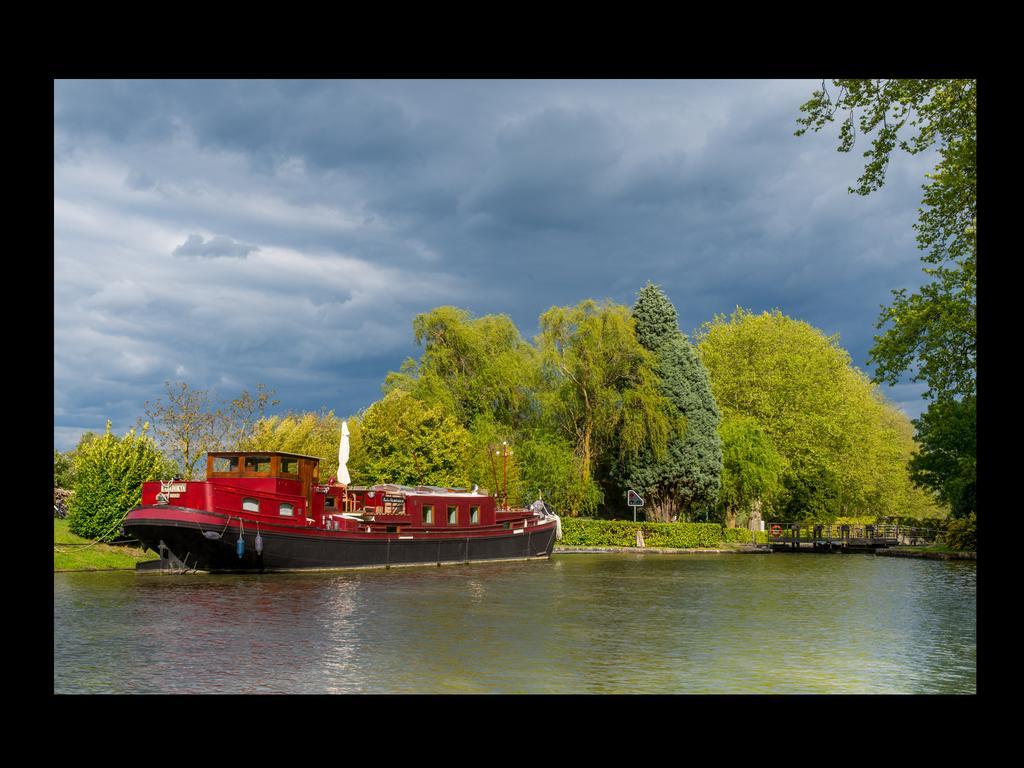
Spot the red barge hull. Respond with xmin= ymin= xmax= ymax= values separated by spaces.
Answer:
xmin=126 ymin=507 xmax=558 ymax=573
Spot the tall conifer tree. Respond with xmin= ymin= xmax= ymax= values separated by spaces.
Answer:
xmin=620 ymin=283 xmax=723 ymax=521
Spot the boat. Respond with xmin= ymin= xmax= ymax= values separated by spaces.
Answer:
xmin=125 ymin=441 xmax=561 ymax=573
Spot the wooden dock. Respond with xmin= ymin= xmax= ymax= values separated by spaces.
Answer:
xmin=766 ymin=523 xmax=899 ymax=552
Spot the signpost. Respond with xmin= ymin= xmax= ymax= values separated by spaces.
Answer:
xmin=627 ymin=489 xmax=644 ymax=522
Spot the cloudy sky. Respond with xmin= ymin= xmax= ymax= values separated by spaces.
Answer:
xmin=53 ymin=79 xmax=937 ymax=451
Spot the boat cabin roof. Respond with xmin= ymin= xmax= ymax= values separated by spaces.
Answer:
xmin=350 ymin=483 xmax=484 ymax=498
xmin=207 ymin=450 xmax=323 ymax=461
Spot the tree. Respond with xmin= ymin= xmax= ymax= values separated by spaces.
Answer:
xmin=54 ymin=450 xmax=74 ymax=489
xmin=224 ymin=383 xmax=280 ymax=450
xmin=536 ymin=300 xmax=675 ymax=491
xmin=348 ymin=390 xmax=470 ymax=488
xmin=514 ymin=429 xmax=603 ymax=517
xmin=54 ymin=431 xmax=102 ymax=490
xmin=845 ymin=394 xmax=945 ymax=521
xmin=386 ymin=306 xmax=538 ymax=429
xmin=616 ymin=283 xmax=721 ymax=522
xmin=380 ymin=306 xmax=604 ymax=516
xmin=718 ymin=414 xmax=785 ymax=529
xmin=697 ymin=308 xmax=936 ymax=521
xmin=908 ymin=395 xmax=976 ymax=518
xmin=144 ymin=381 xmax=277 ymax=479
xmin=66 ymin=421 xmax=166 ymax=541
xmin=796 ymin=79 xmax=976 ymax=402
xmin=144 ymin=381 xmax=222 ymax=480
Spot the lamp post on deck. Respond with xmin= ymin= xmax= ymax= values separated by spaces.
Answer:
xmin=495 ymin=442 xmax=512 ymax=509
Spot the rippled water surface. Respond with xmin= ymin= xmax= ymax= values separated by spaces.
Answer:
xmin=54 ymin=553 xmax=976 ymax=693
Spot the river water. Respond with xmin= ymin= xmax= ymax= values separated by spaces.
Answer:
xmin=53 ymin=552 xmax=976 ymax=694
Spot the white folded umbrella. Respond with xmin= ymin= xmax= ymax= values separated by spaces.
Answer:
xmin=337 ymin=420 xmax=351 ymax=485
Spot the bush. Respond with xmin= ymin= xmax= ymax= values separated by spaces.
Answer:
xmin=559 ymin=517 xmax=723 ymax=548
xmin=67 ymin=421 xmax=167 ymax=541
xmin=720 ymin=527 xmax=768 ymax=545
xmin=54 ymin=450 xmax=75 ymax=490
xmin=943 ymin=513 xmax=976 ymax=552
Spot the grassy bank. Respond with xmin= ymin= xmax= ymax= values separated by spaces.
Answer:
xmin=54 ymin=519 xmax=151 ymax=572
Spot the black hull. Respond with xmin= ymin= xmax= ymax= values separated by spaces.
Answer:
xmin=127 ymin=519 xmax=558 ymax=573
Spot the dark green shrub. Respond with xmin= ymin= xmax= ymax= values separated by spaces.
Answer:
xmin=943 ymin=513 xmax=976 ymax=552
xmin=67 ymin=422 xmax=166 ymax=541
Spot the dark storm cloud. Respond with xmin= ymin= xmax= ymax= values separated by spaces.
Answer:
xmin=55 ymin=80 xmax=449 ymax=174
xmin=462 ymin=108 xmax=624 ymax=233
xmin=173 ymin=233 xmax=258 ymax=259
xmin=54 ymin=79 xmax=938 ymax=449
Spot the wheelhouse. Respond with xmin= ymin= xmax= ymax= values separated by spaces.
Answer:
xmin=206 ymin=451 xmax=320 ymax=480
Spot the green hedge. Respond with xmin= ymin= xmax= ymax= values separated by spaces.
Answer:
xmin=720 ymin=527 xmax=768 ymax=545
xmin=560 ymin=518 xmax=726 ymax=548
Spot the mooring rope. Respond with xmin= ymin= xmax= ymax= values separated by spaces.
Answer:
xmin=53 ymin=507 xmax=135 ymax=554
xmin=198 ymin=514 xmax=233 ymax=540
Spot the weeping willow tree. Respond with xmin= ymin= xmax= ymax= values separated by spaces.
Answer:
xmin=383 ymin=305 xmax=602 ymax=515
xmin=385 ymin=306 xmax=539 ymax=429
xmin=536 ymin=300 xmax=678 ymax=496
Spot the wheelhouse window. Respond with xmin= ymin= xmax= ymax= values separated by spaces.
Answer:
xmin=279 ymin=502 xmax=294 ymax=517
xmin=212 ymin=456 xmax=238 ymax=473
xmin=279 ymin=457 xmax=299 ymax=475
xmin=470 ymin=506 xmax=480 ymax=524
xmin=422 ymin=505 xmax=433 ymax=525
xmin=244 ymin=456 xmax=272 ymax=473
xmin=447 ymin=505 xmax=458 ymax=525
xmin=242 ymin=498 xmax=260 ymax=512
